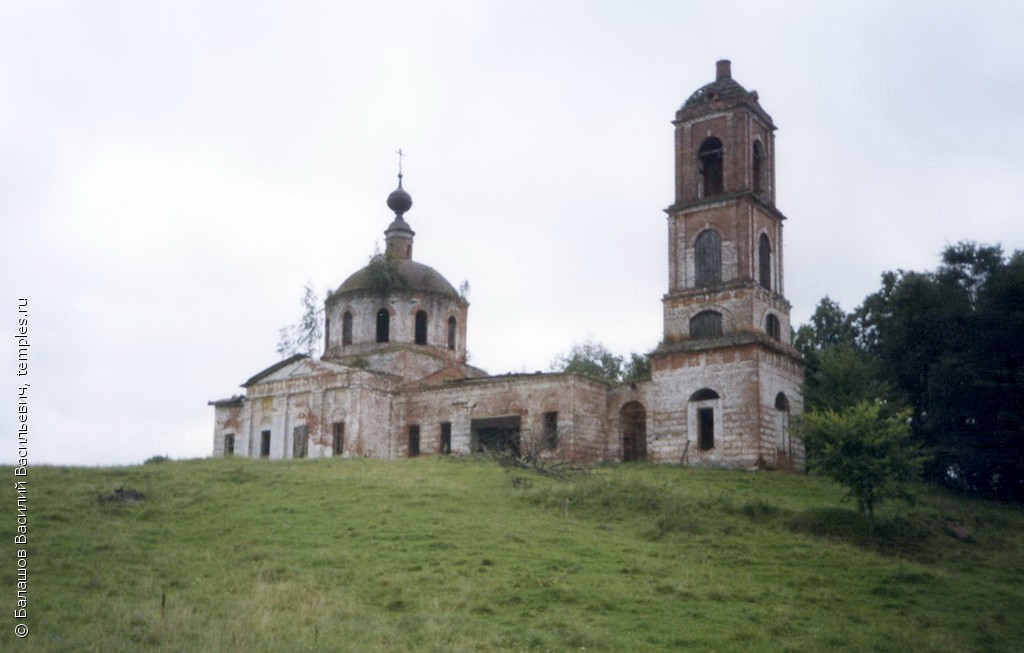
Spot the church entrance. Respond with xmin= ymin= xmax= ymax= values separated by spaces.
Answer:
xmin=620 ymin=401 xmax=647 ymax=462
xmin=471 ymin=416 xmax=521 ymax=456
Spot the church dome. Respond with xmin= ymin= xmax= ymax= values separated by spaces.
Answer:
xmin=334 ymin=259 xmax=460 ymax=298
xmin=682 ymin=59 xmax=756 ymax=109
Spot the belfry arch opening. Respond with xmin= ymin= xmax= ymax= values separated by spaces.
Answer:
xmin=752 ymin=140 xmax=764 ymax=195
xmin=699 ymin=137 xmax=724 ymax=197
xmin=690 ymin=310 xmax=723 ymax=338
xmin=694 ymin=229 xmax=722 ymax=287
xmin=758 ymin=233 xmax=772 ymax=290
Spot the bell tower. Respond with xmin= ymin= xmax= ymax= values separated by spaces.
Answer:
xmin=651 ymin=60 xmax=804 ymax=470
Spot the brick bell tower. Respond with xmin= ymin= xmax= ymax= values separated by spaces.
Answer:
xmin=650 ymin=60 xmax=805 ymax=470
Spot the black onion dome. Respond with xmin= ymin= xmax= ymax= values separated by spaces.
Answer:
xmin=334 ymin=259 xmax=460 ymax=298
xmin=386 ymin=175 xmax=413 ymax=216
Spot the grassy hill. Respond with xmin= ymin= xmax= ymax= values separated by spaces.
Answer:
xmin=2 ymin=457 xmax=1022 ymax=652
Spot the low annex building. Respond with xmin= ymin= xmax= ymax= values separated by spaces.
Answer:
xmin=211 ymin=61 xmax=806 ymax=469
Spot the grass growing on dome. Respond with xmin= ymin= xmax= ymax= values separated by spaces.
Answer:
xmin=363 ymin=252 xmax=407 ymax=295
xmin=2 ymin=457 xmax=1022 ymax=651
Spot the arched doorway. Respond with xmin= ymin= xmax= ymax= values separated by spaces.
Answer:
xmin=620 ymin=401 xmax=647 ymax=462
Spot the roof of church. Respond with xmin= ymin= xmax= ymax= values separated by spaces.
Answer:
xmin=681 ymin=59 xmax=758 ymax=109
xmin=334 ymin=258 xmax=460 ymax=298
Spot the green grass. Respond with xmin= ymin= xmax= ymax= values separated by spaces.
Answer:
xmin=2 ymin=457 xmax=1022 ymax=652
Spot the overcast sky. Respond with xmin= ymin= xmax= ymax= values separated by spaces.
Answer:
xmin=3 ymin=1 xmax=1023 ymax=466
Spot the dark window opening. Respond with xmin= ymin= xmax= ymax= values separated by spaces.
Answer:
xmin=694 ymin=229 xmax=722 ymax=287
xmin=408 ymin=425 xmax=420 ymax=457
xmin=293 ymin=425 xmax=309 ymax=459
xmin=342 ymin=311 xmax=353 ymax=346
xmin=415 ymin=310 xmax=428 ymax=345
xmin=542 ymin=411 xmax=559 ymax=450
xmin=260 ymin=430 xmax=271 ymax=458
xmin=376 ymin=309 xmax=390 ymax=343
xmin=766 ymin=313 xmax=781 ymax=340
xmin=447 ymin=316 xmax=457 ymax=350
xmin=440 ymin=422 xmax=452 ymax=455
xmin=758 ymin=233 xmax=772 ymax=290
xmin=690 ymin=310 xmax=723 ymax=338
xmin=332 ymin=422 xmax=344 ymax=456
xmin=224 ymin=433 xmax=235 ymax=457
xmin=699 ymin=137 xmax=724 ymax=197
xmin=471 ymin=416 xmax=521 ymax=457
xmin=752 ymin=140 xmax=764 ymax=195
xmin=324 ymin=317 xmax=330 ymax=351
xmin=698 ymin=407 xmax=715 ymax=451
xmin=620 ymin=401 xmax=648 ymax=462
xmin=775 ymin=393 xmax=790 ymax=411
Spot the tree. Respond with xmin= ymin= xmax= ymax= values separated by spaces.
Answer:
xmin=797 ymin=402 xmax=925 ymax=535
xmin=277 ymin=284 xmax=324 ymax=358
xmin=551 ymin=338 xmax=623 ymax=384
xmin=622 ymin=350 xmax=653 ymax=386
xmin=854 ymin=242 xmax=1024 ymax=499
xmin=795 ymin=297 xmax=894 ymax=413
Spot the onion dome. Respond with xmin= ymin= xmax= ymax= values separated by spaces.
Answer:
xmin=386 ymin=173 xmax=413 ymax=217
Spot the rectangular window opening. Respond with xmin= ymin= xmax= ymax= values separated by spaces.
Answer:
xmin=698 ymin=408 xmax=715 ymax=451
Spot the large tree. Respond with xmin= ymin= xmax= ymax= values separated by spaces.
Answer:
xmin=853 ymin=243 xmax=1024 ymax=500
xmin=795 ymin=297 xmax=894 ymax=414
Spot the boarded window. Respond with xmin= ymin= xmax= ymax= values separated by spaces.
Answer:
xmin=293 ymin=425 xmax=309 ymax=459
xmin=699 ymin=137 xmax=724 ymax=196
xmin=332 ymin=422 xmax=344 ymax=456
xmin=447 ymin=316 xmax=457 ymax=350
xmin=694 ymin=229 xmax=722 ymax=287
xmin=440 ymin=422 xmax=452 ymax=455
xmin=758 ymin=233 xmax=772 ymax=290
xmin=415 ymin=310 xmax=428 ymax=345
xmin=698 ymin=407 xmax=715 ymax=450
xmin=224 ymin=433 xmax=235 ymax=457
xmin=342 ymin=311 xmax=353 ymax=346
xmin=408 ymin=425 xmax=420 ymax=457
xmin=690 ymin=310 xmax=723 ymax=338
xmin=376 ymin=309 xmax=390 ymax=343
xmin=752 ymin=140 xmax=764 ymax=195
xmin=766 ymin=313 xmax=781 ymax=340
xmin=260 ymin=430 xmax=271 ymax=458
xmin=542 ymin=412 xmax=559 ymax=450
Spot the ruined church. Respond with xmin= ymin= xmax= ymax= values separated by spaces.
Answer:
xmin=211 ymin=61 xmax=806 ymax=469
